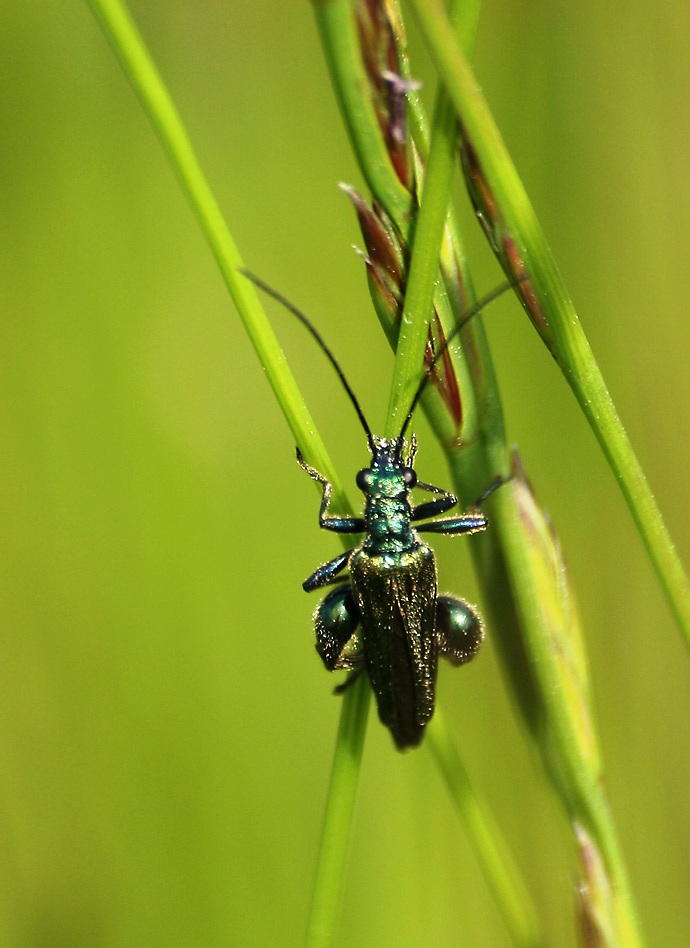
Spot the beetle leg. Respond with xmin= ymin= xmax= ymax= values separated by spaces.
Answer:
xmin=414 ymin=474 xmax=512 ymax=527
xmin=416 ymin=512 xmax=488 ymax=536
xmin=469 ymin=474 xmax=513 ymax=508
xmin=333 ymin=666 xmax=366 ymax=695
xmin=436 ymin=595 xmax=484 ymax=666
xmin=411 ymin=495 xmax=458 ymax=520
xmin=411 ymin=480 xmax=458 ymax=521
xmin=303 ymin=550 xmax=352 ymax=592
xmin=296 ymin=448 xmax=365 ymax=533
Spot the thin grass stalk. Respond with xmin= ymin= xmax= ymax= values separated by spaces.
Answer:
xmin=315 ymin=0 xmax=645 ymax=943
xmin=499 ymin=460 xmax=642 ymax=946
xmin=85 ymin=4 xmax=372 ymax=946
xmin=403 ymin=0 xmax=690 ymax=656
xmin=85 ymin=0 xmax=341 ymax=496
xmin=313 ymin=0 xmax=549 ymax=943
xmin=314 ymin=0 xmax=413 ymax=231
xmin=383 ymin=77 xmax=464 ymax=437
xmin=427 ymin=709 xmax=542 ymax=947
xmin=314 ymin=3 xmax=537 ymax=940
xmin=404 ymin=3 xmax=645 ymax=938
xmin=305 ymin=674 xmax=370 ymax=948
xmin=384 ymin=0 xmax=481 ymax=437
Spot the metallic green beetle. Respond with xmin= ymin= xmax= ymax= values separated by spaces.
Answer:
xmin=244 ymin=271 xmax=510 ymax=749
xmin=299 ymin=433 xmax=498 ymax=749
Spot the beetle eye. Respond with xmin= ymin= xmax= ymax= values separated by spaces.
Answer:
xmin=402 ymin=468 xmax=417 ymax=488
xmin=356 ymin=469 xmax=371 ymax=491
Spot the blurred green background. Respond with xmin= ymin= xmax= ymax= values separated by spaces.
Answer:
xmin=1 ymin=2 xmax=689 ymax=945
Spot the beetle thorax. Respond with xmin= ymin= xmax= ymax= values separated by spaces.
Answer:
xmin=358 ymin=438 xmax=417 ymax=554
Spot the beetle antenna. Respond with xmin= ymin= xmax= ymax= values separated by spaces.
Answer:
xmin=241 ymin=270 xmax=375 ymax=447
xmin=398 ymin=277 xmax=526 ymax=441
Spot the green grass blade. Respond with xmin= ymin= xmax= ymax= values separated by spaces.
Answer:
xmin=427 ymin=709 xmax=544 ymax=948
xmin=86 ymin=3 xmax=372 ymax=944
xmin=305 ymin=675 xmax=370 ymax=948
xmin=496 ymin=460 xmax=644 ymax=945
xmin=314 ymin=0 xmax=545 ymax=940
xmin=384 ymin=89 xmax=461 ymax=437
xmin=316 ymin=1 xmax=647 ymax=943
xmin=313 ymin=0 xmax=412 ymax=230
xmin=404 ymin=0 xmax=690 ymax=653
xmin=384 ymin=0 xmax=481 ymax=437
xmin=85 ymin=0 xmax=341 ymax=494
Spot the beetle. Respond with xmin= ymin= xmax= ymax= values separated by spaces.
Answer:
xmin=243 ymin=271 xmax=513 ymax=749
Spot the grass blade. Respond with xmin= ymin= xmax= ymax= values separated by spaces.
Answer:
xmin=404 ymin=0 xmax=690 ymax=654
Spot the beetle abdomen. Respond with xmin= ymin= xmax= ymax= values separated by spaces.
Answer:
xmin=350 ymin=544 xmax=438 ymax=749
